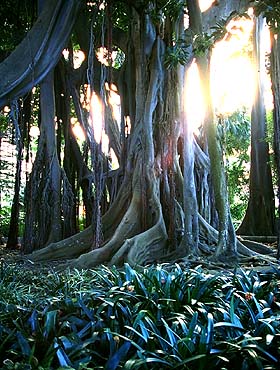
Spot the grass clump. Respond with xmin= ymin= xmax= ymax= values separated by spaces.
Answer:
xmin=0 ymin=261 xmax=279 ymax=369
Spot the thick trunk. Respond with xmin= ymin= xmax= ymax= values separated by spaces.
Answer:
xmin=22 ymin=71 xmax=64 ymax=252
xmin=181 ymin=69 xmax=199 ymax=254
xmin=41 ymin=71 xmax=62 ymax=244
xmin=202 ymin=0 xmax=249 ymax=34
xmin=238 ymin=16 xmax=275 ymax=236
xmin=55 ymin=63 xmax=77 ymax=237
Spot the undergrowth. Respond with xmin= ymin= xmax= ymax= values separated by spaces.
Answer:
xmin=0 ymin=262 xmax=279 ymax=369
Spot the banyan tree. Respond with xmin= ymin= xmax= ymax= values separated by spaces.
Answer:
xmin=0 ymin=0 xmax=277 ymax=267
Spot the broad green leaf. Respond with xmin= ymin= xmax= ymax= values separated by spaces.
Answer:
xmin=16 ymin=331 xmax=31 ymax=357
xmin=44 ymin=310 xmax=58 ymax=338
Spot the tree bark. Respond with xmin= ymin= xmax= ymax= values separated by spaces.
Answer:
xmin=270 ymin=31 xmax=280 ymax=258
xmin=6 ymin=101 xmax=23 ymax=249
xmin=238 ymin=16 xmax=275 ymax=236
xmin=188 ymin=0 xmax=237 ymax=258
xmin=10 ymin=1 xmax=275 ymax=266
xmin=0 ymin=0 xmax=81 ymax=108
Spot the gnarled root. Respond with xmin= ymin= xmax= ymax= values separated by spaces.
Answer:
xmin=26 ymin=226 xmax=92 ymax=262
xmin=198 ymin=213 xmax=276 ymax=260
xmin=70 ymin=169 xmax=168 ymax=268
xmin=110 ymin=192 xmax=168 ymax=266
xmin=69 ymin=189 xmax=143 ymax=268
xmin=26 ymin=177 xmax=131 ymax=263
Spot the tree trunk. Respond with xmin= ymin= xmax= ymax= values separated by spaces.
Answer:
xmin=188 ymin=0 xmax=237 ymax=258
xmin=23 ymin=70 xmax=64 ymax=252
xmin=6 ymin=101 xmax=23 ymax=249
xmin=12 ymin=1 xmax=274 ymax=266
xmin=270 ymin=31 xmax=280 ymax=258
xmin=238 ymin=16 xmax=275 ymax=236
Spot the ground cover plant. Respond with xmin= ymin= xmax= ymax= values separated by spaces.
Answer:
xmin=0 ymin=262 xmax=279 ymax=369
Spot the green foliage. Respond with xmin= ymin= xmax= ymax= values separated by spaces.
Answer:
xmin=0 ymin=263 xmax=279 ymax=369
xmin=266 ymin=110 xmax=278 ymax=190
xmin=0 ymin=0 xmax=35 ymax=56
xmin=165 ymin=36 xmax=192 ymax=69
xmin=193 ymin=33 xmax=213 ymax=57
xmin=0 ymin=206 xmax=11 ymax=236
xmin=0 ymin=113 xmax=15 ymax=237
xmin=211 ymin=11 xmax=251 ymax=42
xmin=0 ymin=113 xmax=9 ymax=132
xmin=156 ymin=0 xmax=185 ymax=20
xmin=218 ymin=111 xmax=251 ymax=224
xmin=253 ymin=0 xmax=280 ymax=34
xmin=112 ymin=48 xmax=126 ymax=70
xmin=192 ymin=11 xmax=252 ymax=58
xmin=210 ymin=18 xmax=229 ymax=42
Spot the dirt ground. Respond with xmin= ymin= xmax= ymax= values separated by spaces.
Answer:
xmin=1 ymin=241 xmax=279 ymax=276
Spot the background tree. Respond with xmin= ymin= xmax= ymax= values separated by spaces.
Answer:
xmin=255 ymin=0 xmax=280 ymax=257
xmin=237 ymin=14 xmax=275 ymax=237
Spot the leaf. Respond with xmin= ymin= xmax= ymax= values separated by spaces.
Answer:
xmin=214 ymin=322 xmax=246 ymax=330
xmin=56 ymin=347 xmax=72 ymax=368
xmin=28 ymin=309 xmax=38 ymax=333
xmin=161 ymin=318 xmax=180 ymax=348
xmin=176 ymin=316 xmax=189 ymax=334
xmin=188 ymin=311 xmax=198 ymax=338
xmin=206 ymin=312 xmax=214 ymax=350
xmin=199 ymin=313 xmax=214 ymax=354
xmin=174 ymin=354 xmax=207 ymax=368
xmin=16 ymin=331 xmax=31 ymax=357
xmin=105 ymin=341 xmax=131 ymax=370
xmin=252 ymin=296 xmax=264 ymax=319
xmin=78 ymin=298 xmax=95 ymax=321
xmin=77 ymin=321 xmax=93 ymax=339
xmin=43 ymin=310 xmax=58 ymax=338
xmin=230 ymin=295 xmax=243 ymax=328
xmin=59 ymin=336 xmax=75 ymax=350
xmin=124 ymin=357 xmax=172 ymax=369
xmin=125 ymin=324 xmax=149 ymax=343
xmin=104 ymin=329 xmax=143 ymax=352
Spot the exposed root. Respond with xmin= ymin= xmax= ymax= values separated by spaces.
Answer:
xmin=237 ymin=237 xmax=276 ymax=255
xmin=27 ymin=226 xmax=92 ymax=262
xmin=197 ymin=213 xmax=276 ymax=260
xmin=27 ymin=187 xmax=277 ymax=268
xmin=68 ymin=189 xmax=142 ymax=268
xmin=110 ymin=193 xmax=168 ymax=266
xmin=27 ymin=177 xmax=132 ymax=263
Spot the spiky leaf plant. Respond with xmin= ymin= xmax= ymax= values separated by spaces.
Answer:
xmin=0 ymin=261 xmax=279 ymax=369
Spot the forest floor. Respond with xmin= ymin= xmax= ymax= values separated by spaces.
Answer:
xmin=0 ymin=243 xmax=69 ymax=272
xmin=1 ymin=241 xmax=280 ymax=275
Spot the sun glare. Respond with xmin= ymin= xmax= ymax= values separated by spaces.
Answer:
xmin=185 ymin=12 xmax=273 ymax=130
xmin=211 ymin=16 xmax=255 ymax=115
xmin=89 ymin=92 xmax=104 ymax=144
xmin=71 ymin=118 xmax=86 ymax=141
xmin=62 ymin=49 xmax=85 ymax=69
xmin=29 ymin=125 xmax=40 ymax=138
xmin=105 ymin=82 xmax=121 ymax=122
xmin=199 ymin=0 xmax=215 ymax=12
